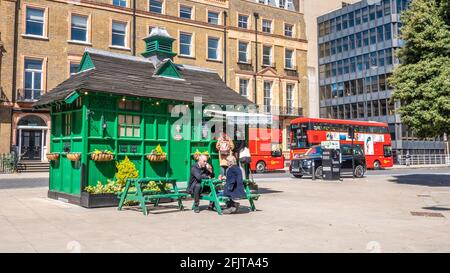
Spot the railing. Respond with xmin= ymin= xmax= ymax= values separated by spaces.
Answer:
xmin=16 ymin=88 xmax=42 ymax=102
xmin=397 ymin=154 xmax=450 ymax=166
xmin=0 ymin=153 xmax=18 ymax=174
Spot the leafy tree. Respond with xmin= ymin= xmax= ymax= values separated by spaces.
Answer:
xmin=390 ymin=0 xmax=450 ymax=138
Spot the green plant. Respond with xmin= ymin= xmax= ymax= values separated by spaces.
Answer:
xmin=150 ymin=144 xmax=166 ymax=156
xmin=115 ymin=156 xmax=139 ymax=188
xmin=144 ymin=181 xmax=172 ymax=192
xmin=84 ymin=180 xmax=121 ymax=194
xmin=92 ymin=149 xmax=113 ymax=154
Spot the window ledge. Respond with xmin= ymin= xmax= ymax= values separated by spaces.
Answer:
xmin=109 ymin=45 xmax=131 ymax=51
xmin=284 ymin=67 xmax=297 ymax=71
xmin=178 ymin=55 xmax=196 ymax=60
xmin=237 ymin=61 xmax=252 ymax=65
xmin=68 ymin=40 xmax=92 ymax=46
xmin=21 ymin=34 xmax=49 ymax=41
xmin=206 ymin=58 xmax=222 ymax=63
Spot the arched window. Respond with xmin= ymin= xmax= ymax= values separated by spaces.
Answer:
xmin=18 ymin=115 xmax=46 ymax=127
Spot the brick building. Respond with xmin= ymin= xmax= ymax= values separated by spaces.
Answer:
xmin=0 ymin=0 xmax=309 ymax=163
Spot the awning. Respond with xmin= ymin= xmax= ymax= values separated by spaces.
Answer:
xmin=203 ymin=109 xmax=273 ymax=125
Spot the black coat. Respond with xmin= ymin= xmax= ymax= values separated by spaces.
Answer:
xmin=223 ymin=165 xmax=246 ymax=200
xmin=187 ymin=164 xmax=214 ymax=194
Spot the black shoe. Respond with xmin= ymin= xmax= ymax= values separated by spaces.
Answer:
xmin=233 ymin=202 xmax=240 ymax=213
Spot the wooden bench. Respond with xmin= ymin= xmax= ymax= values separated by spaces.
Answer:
xmin=118 ymin=177 xmax=188 ymax=216
xmin=198 ymin=178 xmax=260 ymax=215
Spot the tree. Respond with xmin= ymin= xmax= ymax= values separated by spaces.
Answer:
xmin=390 ymin=0 xmax=450 ymax=138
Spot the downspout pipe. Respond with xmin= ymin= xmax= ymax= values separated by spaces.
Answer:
xmin=253 ymin=12 xmax=259 ymax=106
xmin=223 ymin=11 xmax=227 ymax=85
xmin=11 ymin=0 xmax=21 ymax=151
xmin=132 ymin=0 xmax=136 ymax=56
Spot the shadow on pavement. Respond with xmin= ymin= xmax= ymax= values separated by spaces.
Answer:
xmin=257 ymin=187 xmax=283 ymax=194
xmin=388 ymin=174 xmax=450 ymax=187
xmin=422 ymin=206 xmax=450 ymax=211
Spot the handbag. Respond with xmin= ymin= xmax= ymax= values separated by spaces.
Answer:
xmin=239 ymin=147 xmax=251 ymax=164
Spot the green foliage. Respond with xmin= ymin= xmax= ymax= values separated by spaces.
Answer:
xmin=115 ymin=156 xmax=139 ymax=188
xmin=85 ymin=180 xmax=121 ymax=194
xmin=151 ymin=144 xmax=166 ymax=156
xmin=390 ymin=0 xmax=450 ymax=137
xmin=92 ymin=149 xmax=113 ymax=154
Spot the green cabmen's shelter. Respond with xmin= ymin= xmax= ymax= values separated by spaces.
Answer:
xmin=34 ymin=27 xmax=253 ymax=206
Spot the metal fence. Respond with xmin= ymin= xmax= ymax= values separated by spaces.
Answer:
xmin=0 ymin=153 xmax=18 ymax=173
xmin=397 ymin=154 xmax=450 ymax=166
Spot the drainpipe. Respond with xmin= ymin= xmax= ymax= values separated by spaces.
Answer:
xmin=132 ymin=0 xmax=136 ymax=56
xmin=253 ymin=12 xmax=259 ymax=105
xmin=11 ymin=0 xmax=21 ymax=151
xmin=223 ymin=11 xmax=227 ymax=85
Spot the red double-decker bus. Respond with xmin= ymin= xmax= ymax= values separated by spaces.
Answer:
xmin=248 ymin=126 xmax=285 ymax=173
xmin=289 ymin=117 xmax=393 ymax=169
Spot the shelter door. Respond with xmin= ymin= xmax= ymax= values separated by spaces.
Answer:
xmin=21 ymin=130 xmax=42 ymax=160
xmin=169 ymin=118 xmax=190 ymax=182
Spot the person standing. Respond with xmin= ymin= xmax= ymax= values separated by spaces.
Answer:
xmin=216 ymin=131 xmax=234 ymax=176
xmin=187 ymin=154 xmax=215 ymax=213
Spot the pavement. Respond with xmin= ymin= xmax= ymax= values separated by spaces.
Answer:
xmin=0 ymin=169 xmax=450 ymax=252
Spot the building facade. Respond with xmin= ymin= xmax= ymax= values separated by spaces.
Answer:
xmin=0 ymin=0 xmax=308 ymax=162
xmin=317 ymin=0 xmax=445 ymax=158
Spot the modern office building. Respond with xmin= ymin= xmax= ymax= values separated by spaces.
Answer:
xmin=317 ymin=0 xmax=445 ymax=159
xmin=0 ymin=0 xmax=308 ymax=167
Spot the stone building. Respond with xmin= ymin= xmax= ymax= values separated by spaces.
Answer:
xmin=0 ymin=0 xmax=308 ymax=164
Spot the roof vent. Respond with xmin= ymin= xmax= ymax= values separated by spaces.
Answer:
xmin=142 ymin=26 xmax=177 ymax=68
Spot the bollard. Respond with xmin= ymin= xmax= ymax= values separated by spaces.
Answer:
xmin=312 ymin=160 xmax=316 ymax=180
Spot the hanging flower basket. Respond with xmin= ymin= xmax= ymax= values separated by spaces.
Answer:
xmin=192 ymin=150 xmax=210 ymax=161
xmin=146 ymin=144 xmax=167 ymax=162
xmin=46 ymin=153 xmax=60 ymax=161
xmin=67 ymin=153 xmax=81 ymax=161
xmin=91 ymin=152 xmax=114 ymax=162
xmin=146 ymin=153 xmax=167 ymax=162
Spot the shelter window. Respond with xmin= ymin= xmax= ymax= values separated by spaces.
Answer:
xmin=118 ymin=115 xmax=141 ymax=137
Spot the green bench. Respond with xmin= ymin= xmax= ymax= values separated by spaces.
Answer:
xmin=197 ymin=178 xmax=260 ymax=215
xmin=118 ymin=177 xmax=188 ymax=216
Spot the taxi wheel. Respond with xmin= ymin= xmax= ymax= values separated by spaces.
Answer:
xmin=355 ymin=165 xmax=365 ymax=178
xmin=314 ymin=166 xmax=323 ymax=178
xmin=293 ymin=174 xmax=303 ymax=178
xmin=373 ymin=160 xmax=381 ymax=170
xmin=255 ymin=161 xmax=266 ymax=173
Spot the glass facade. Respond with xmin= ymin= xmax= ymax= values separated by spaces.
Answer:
xmin=318 ymin=0 xmax=444 ymax=157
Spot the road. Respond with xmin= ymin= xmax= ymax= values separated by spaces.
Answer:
xmin=1 ymin=166 xmax=449 ymax=189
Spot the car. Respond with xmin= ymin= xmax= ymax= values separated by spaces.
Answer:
xmin=289 ymin=144 xmax=367 ymax=178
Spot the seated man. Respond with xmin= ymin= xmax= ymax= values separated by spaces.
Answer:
xmin=187 ymin=154 xmax=215 ymax=213
xmin=222 ymin=155 xmax=246 ymax=214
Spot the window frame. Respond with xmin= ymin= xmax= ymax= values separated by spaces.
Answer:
xmin=238 ymin=40 xmax=250 ymax=63
xmin=149 ymin=0 xmax=164 ymax=14
xmin=207 ymin=36 xmax=221 ymax=61
xmin=284 ymin=48 xmax=295 ymax=69
xmin=112 ymin=0 xmax=128 ymax=8
xmin=179 ymin=5 xmax=193 ymax=20
xmin=179 ymin=31 xmax=194 ymax=57
xmin=262 ymin=45 xmax=273 ymax=67
xmin=207 ymin=10 xmax=220 ymax=25
xmin=110 ymin=20 xmax=130 ymax=50
xmin=284 ymin=23 xmax=294 ymax=37
xmin=262 ymin=19 xmax=272 ymax=33
xmin=69 ymin=12 xmax=91 ymax=44
xmin=22 ymin=56 xmax=46 ymax=101
xmin=239 ymin=78 xmax=250 ymax=97
xmin=23 ymin=4 xmax=48 ymax=39
xmin=238 ymin=14 xmax=249 ymax=29
xmin=263 ymin=81 xmax=272 ymax=113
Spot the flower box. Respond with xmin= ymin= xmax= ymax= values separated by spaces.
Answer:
xmin=66 ymin=153 xmax=81 ymax=161
xmin=46 ymin=153 xmax=60 ymax=161
xmin=80 ymin=192 xmax=120 ymax=208
xmin=91 ymin=152 xmax=114 ymax=162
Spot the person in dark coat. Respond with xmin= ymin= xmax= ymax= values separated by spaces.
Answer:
xmin=187 ymin=154 xmax=215 ymax=213
xmin=222 ymin=155 xmax=246 ymax=214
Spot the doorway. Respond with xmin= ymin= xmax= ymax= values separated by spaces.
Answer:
xmin=20 ymin=130 xmax=42 ymax=160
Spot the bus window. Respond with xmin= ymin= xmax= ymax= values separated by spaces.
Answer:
xmin=384 ymin=145 xmax=392 ymax=157
xmin=290 ymin=123 xmax=309 ymax=149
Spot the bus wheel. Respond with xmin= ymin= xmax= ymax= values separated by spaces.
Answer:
xmin=315 ymin=166 xmax=323 ymax=179
xmin=373 ymin=160 xmax=381 ymax=170
xmin=355 ymin=165 xmax=365 ymax=178
xmin=255 ymin=161 xmax=266 ymax=173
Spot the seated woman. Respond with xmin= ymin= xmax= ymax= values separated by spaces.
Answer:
xmin=222 ymin=155 xmax=246 ymax=214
